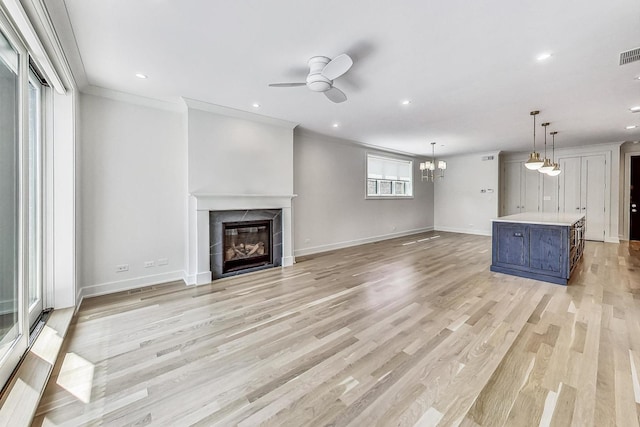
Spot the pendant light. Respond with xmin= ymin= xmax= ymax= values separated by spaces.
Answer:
xmin=547 ymin=131 xmax=562 ymax=176
xmin=538 ymin=122 xmax=554 ymax=173
xmin=524 ymin=111 xmax=544 ymax=170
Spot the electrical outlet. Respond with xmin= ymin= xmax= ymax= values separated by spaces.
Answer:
xmin=144 ymin=261 xmax=154 ymax=268
xmin=116 ymin=264 xmax=129 ymax=272
xmin=157 ymin=257 xmax=168 ymax=266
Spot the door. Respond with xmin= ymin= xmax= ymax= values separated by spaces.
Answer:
xmin=503 ymin=162 xmax=522 ymax=215
xmin=582 ymin=155 xmax=606 ymax=241
xmin=522 ymin=168 xmax=540 ymax=213
xmin=0 ymin=23 xmax=28 ymax=389
xmin=631 ymin=156 xmax=640 ymax=240
xmin=559 ymin=157 xmax=582 ymax=215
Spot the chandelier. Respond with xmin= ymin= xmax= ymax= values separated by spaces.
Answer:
xmin=420 ymin=142 xmax=446 ymax=181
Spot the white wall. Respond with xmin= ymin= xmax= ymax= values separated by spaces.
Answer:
xmin=187 ymin=107 xmax=294 ymax=195
xmin=293 ymin=130 xmax=433 ymax=256
xmin=434 ymin=151 xmax=500 ymax=236
xmin=79 ymin=92 xmax=187 ymax=298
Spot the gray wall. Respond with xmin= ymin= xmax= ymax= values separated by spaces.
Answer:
xmin=293 ymin=130 xmax=434 ymax=256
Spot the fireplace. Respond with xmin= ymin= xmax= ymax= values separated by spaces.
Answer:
xmin=223 ymin=220 xmax=272 ymax=273
xmin=209 ymin=209 xmax=282 ymax=280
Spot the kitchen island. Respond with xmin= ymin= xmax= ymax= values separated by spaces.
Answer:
xmin=490 ymin=212 xmax=585 ymax=285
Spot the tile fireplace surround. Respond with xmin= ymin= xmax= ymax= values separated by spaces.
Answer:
xmin=187 ymin=194 xmax=296 ymax=285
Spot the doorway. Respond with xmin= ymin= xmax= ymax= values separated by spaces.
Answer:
xmin=631 ymin=156 xmax=640 ymax=241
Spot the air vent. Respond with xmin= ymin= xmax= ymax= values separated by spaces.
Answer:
xmin=481 ymin=155 xmax=495 ymax=161
xmin=620 ymin=47 xmax=640 ymax=65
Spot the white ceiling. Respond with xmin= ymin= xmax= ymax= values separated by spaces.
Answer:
xmin=44 ymin=0 xmax=640 ymax=156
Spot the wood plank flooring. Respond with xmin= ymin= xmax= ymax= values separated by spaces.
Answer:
xmin=32 ymin=233 xmax=640 ymax=426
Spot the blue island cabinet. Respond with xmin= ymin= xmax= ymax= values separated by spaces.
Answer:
xmin=490 ymin=213 xmax=585 ymax=285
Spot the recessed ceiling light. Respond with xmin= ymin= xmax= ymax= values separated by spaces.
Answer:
xmin=630 ymin=106 xmax=640 ymax=112
xmin=401 ymin=100 xmax=411 ymax=105
xmin=135 ymin=73 xmax=148 ymax=79
xmin=252 ymin=103 xmax=260 ymax=108
xmin=332 ymin=123 xmax=339 ymax=128
xmin=626 ymin=125 xmax=638 ymax=129
xmin=536 ymin=52 xmax=552 ymax=61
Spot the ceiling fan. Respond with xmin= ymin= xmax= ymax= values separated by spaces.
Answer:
xmin=269 ymin=54 xmax=353 ymax=103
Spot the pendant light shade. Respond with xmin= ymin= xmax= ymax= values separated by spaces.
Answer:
xmin=525 ymin=111 xmax=544 ymax=170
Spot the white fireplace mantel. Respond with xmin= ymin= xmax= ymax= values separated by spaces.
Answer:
xmin=186 ymin=193 xmax=297 ymax=285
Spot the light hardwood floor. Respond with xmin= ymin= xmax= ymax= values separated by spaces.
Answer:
xmin=33 ymin=232 xmax=640 ymax=426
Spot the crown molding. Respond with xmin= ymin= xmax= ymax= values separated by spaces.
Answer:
xmin=82 ymin=85 xmax=185 ymax=112
xmin=294 ymin=127 xmax=421 ymax=158
xmin=182 ymin=97 xmax=298 ymax=130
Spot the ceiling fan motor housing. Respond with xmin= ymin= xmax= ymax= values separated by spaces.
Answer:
xmin=306 ymin=56 xmax=332 ymax=92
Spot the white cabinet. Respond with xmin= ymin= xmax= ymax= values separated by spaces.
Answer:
xmin=502 ymin=161 xmax=540 ymax=215
xmin=559 ymin=155 xmax=606 ymax=241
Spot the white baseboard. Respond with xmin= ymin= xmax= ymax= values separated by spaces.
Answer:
xmin=79 ymin=270 xmax=186 ymax=299
xmin=294 ymin=227 xmax=434 ymax=257
xmin=605 ymin=237 xmax=620 ymax=244
xmin=434 ymin=226 xmax=492 ymax=237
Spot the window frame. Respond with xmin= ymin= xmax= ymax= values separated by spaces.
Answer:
xmin=365 ymin=153 xmax=414 ymax=200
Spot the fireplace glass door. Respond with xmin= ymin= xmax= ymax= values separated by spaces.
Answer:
xmin=223 ymin=220 xmax=272 ymax=273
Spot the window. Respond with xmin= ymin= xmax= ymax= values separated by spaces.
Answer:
xmin=366 ymin=154 xmax=413 ymax=198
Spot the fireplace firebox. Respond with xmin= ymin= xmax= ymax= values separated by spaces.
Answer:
xmin=222 ymin=220 xmax=272 ymax=273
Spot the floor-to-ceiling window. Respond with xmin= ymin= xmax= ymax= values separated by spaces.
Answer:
xmin=0 ymin=23 xmax=26 ymax=388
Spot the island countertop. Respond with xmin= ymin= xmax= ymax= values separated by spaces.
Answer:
xmin=492 ymin=212 xmax=585 ymax=226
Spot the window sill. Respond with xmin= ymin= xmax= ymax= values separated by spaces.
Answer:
xmin=0 ymin=307 xmax=74 ymax=426
xmin=365 ymin=195 xmax=415 ymax=200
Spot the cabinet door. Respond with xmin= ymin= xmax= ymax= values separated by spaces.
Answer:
xmin=559 ymin=157 xmax=582 ymax=215
xmin=582 ymin=155 xmax=605 ymax=241
xmin=495 ymin=224 xmax=529 ymax=266
xmin=503 ymin=162 xmax=522 ymax=215
xmin=522 ymin=168 xmax=540 ymax=212
xmin=541 ymin=172 xmax=558 ymax=213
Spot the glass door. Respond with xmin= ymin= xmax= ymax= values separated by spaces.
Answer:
xmin=28 ymin=70 xmax=43 ymax=328
xmin=0 ymin=23 xmax=28 ymax=388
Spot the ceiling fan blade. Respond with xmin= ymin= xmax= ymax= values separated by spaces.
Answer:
xmin=324 ymin=87 xmax=347 ymax=103
xmin=321 ymin=54 xmax=353 ymax=80
xmin=268 ymin=83 xmax=306 ymax=87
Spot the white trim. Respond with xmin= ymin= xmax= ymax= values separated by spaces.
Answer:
xmin=79 ymin=270 xmax=186 ymax=299
xmin=294 ymin=227 xmax=434 ymax=257
xmin=183 ymin=97 xmax=298 ymax=129
xmin=282 ymin=256 xmax=295 ymax=267
xmin=195 ymin=271 xmax=211 ymax=286
xmin=605 ymin=237 xmax=620 ymax=244
xmin=1 ymin=0 xmax=66 ymax=93
xmin=190 ymin=193 xmax=297 ymax=211
xmin=83 ymin=85 xmax=185 ymax=112
xmin=435 ymin=226 xmax=492 ymax=237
